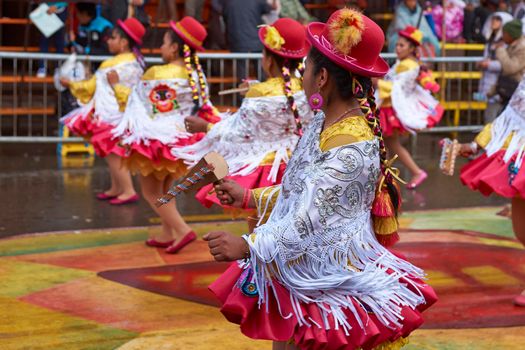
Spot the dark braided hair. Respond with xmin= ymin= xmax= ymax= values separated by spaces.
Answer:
xmin=309 ymin=47 xmax=400 ymax=213
xmin=264 ymin=48 xmax=304 ymax=133
xmin=166 ymin=30 xmax=209 ymax=115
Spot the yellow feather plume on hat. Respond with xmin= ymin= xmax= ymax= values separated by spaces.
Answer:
xmin=264 ymin=26 xmax=286 ymax=51
xmin=328 ymin=8 xmax=365 ymax=55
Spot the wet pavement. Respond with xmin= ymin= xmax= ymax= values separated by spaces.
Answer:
xmin=0 ymin=133 xmax=507 ymax=238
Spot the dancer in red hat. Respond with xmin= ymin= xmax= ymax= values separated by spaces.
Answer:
xmin=60 ymin=18 xmax=146 ymax=204
xmin=203 ymin=9 xmax=437 ymax=350
xmin=111 ymin=16 xmax=221 ymax=253
xmin=377 ymin=26 xmax=444 ymax=189
xmin=172 ymin=17 xmax=314 ymax=212
xmin=458 ymin=74 xmax=525 ymax=306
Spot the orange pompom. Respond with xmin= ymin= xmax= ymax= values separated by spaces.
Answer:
xmin=328 ymin=8 xmax=365 ymax=55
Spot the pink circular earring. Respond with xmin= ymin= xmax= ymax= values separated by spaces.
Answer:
xmin=309 ymin=92 xmax=324 ymax=110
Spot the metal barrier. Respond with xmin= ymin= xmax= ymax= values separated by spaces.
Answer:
xmin=0 ymin=51 xmax=486 ymax=142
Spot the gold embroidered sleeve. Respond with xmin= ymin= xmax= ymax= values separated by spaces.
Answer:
xmin=319 ymin=116 xmax=375 ymax=151
xmin=142 ymin=64 xmax=188 ymax=81
xmin=252 ymin=185 xmax=281 ymax=225
xmin=245 ymin=77 xmax=302 ymax=98
xmin=378 ymin=79 xmax=393 ymax=100
xmin=69 ymin=76 xmax=96 ymax=104
xmin=475 ymin=123 xmax=514 ymax=149
xmin=112 ymin=84 xmax=132 ymax=112
xmin=475 ymin=123 xmax=493 ymax=149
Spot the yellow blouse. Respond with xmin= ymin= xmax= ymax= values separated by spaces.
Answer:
xmin=252 ymin=116 xmax=374 ymax=225
xmin=245 ymin=77 xmax=303 ymax=98
xmin=475 ymin=123 xmax=513 ymax=149
xmin=69 ymin=52 xmax=137 ymax=109
xmin=141 ymin=63 xmax=189 ymax=81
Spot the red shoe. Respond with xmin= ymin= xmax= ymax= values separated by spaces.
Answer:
xmin=165 ymin=231 xmax=197 ymax=254
xmin=109 ymin=194 xmax=140 ymax=205
xmin=407 ymin=171 xmax=428 ymax=190
xmin=145 ymin=238 xmax=174 ymax=248
xmin=96 ymin=192 xmax=117 ymax=200
xmin=514 ymin=293 xmax=525 ymax=307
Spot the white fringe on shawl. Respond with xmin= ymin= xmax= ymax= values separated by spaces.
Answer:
xmin=111 ymin=86 xmax=191 ymax=146
xmin=238 ymin=113 xmax=427 ymax=334
xmin=389 ymin=63 xmax=440 ymax=132
xmin=60 ymin=59 xmax=143 ymax=126
xmin=111 ymin=73 xmax=214 ymax=146
xmin=172 ymin=91 xmax=313 ymax=183
xmin=244 ymin=214 xmax=425 ymax=333
xmin=485 ymin=76 xmax=525 ymax=170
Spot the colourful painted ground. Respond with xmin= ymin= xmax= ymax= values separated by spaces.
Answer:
xmin=0 ymin=207 xmax=524 ymax=350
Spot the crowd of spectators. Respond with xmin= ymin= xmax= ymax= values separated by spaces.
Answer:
xmin=35 ymin=1 xmax=525 ymax=80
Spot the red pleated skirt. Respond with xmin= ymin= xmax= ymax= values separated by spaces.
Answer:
xmin=379 ymin=105 xmax=444 ymax=137
xmin=210 ymin=263 xmax=437 ymax=350
xmin=62 ymin=107 xmax=97 ymax=140
xmin=460 ymin=150 xmax=524 ymax=199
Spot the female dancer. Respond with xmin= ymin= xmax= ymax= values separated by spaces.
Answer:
xmin=203 ymin=9 xmax=437 ymax=349
xmin=378 ymin=26 xmax=444 ymax=189
xmin=113 ymin=16 xmax=220 ymax=253
xmin=172 ymin=17 xmax=313 ymax=210
xmin=61 ymin=18 xmax=145 ymax=204
xmin=460 ymin=74 xmax=525 ymax=306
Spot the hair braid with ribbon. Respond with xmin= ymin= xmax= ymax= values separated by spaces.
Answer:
xmin=352 ymin=76 xmax=402 ymax=246
xmin=183 ymin=44 xmax=200 ymax=115
xmin=281 ymin=59 xmax=302 ymax=134
xmin=193 ymin=53 xmax=210 ymax=105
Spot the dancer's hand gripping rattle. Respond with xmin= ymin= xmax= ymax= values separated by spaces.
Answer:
xmin=156 ymin=152 xmax=229 ymax=207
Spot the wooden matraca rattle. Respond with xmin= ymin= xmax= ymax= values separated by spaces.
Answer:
xmin=156 ymin=152 xmax=229 ymax=207
xmin=439 ymin=138 xmax=460 ymax=176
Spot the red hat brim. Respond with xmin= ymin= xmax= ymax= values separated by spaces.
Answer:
xmin=306 ymin=22 xmax=389 ymax=78
xmin=258 ymin=26 xmax=310 ymax=59
xmin=398 ymin=30 xmax=421 ymax=46
xmin=117 ymin=19 xmax=143 ymax=46
xmin=170 ymin=21 xmax=205 ymax=52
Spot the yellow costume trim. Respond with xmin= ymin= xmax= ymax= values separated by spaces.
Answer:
xmin=206 ymin=122 xmax=214 ymax=132
xmin=252 ymin=185 xmax=281 ymax=225
xmin=475 ymin=123 xmax=514 ymax=150
xmin=69 ymin=76 xmax=97 ymax=104
xmin=123 ymin=153 xmax=188 ymax=180
xmin=99 ymin=52 xmax=137 ymax=69
xmin=246 ymin=77 xmax=303 ymax=98
xmin=112 ymin=84 xmax=132 ymax=112
xmin=395 ymin=58 xmax=419 ymax=73
xmin=320 ymin=116 xmax=375 ymax=151
xmin=141 ymin=63 xmax=189 ymax=81
xmin=371 ymin=337 xmax=409 ymax=350
xmin=378 ymin=79 xmax=393 ymax=101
